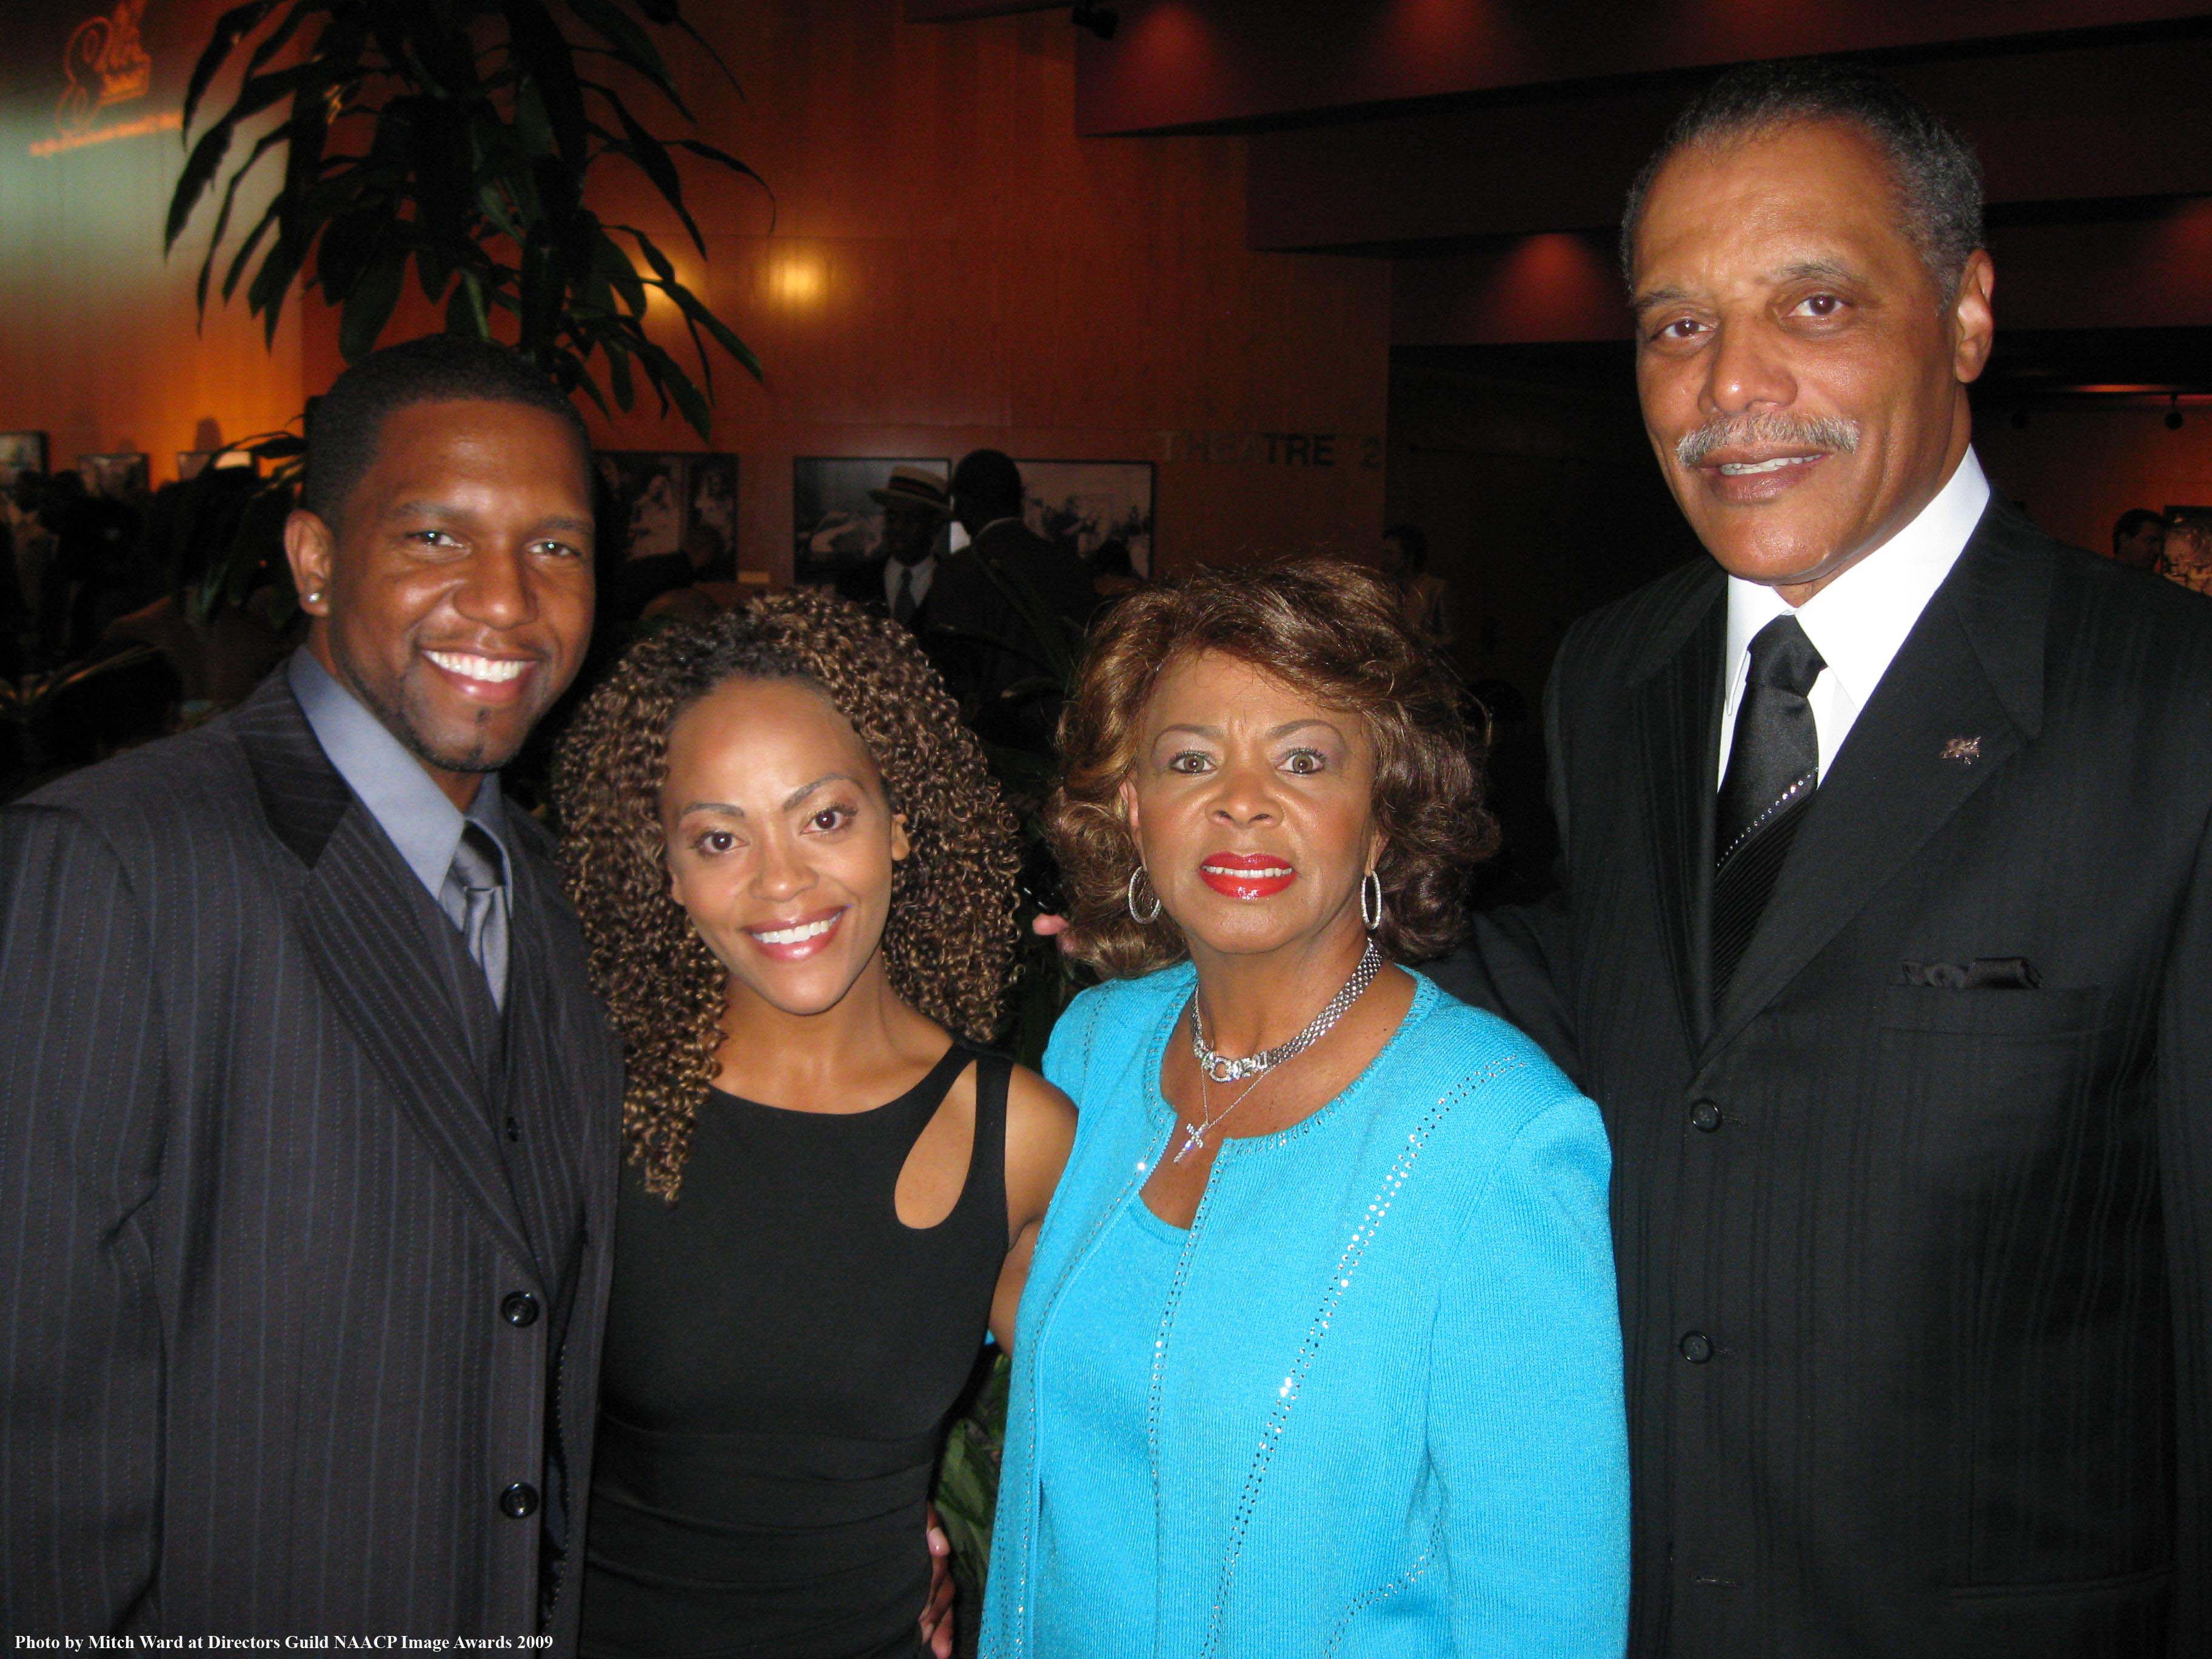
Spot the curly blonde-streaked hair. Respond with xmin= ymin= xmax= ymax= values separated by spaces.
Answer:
xmin=554 ymin=588 xmax=1022 ymax=1198
xmin=1048 ymin=557 xmax=1495 ymax=980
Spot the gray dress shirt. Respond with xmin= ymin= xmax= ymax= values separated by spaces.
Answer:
xmin=287 ymin=648 xmax=514 ymax=1004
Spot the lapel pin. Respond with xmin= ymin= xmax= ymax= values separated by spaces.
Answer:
xmin=1940 ymin=736 xmax=1982 ymax=765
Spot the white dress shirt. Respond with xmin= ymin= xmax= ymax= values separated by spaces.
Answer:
xmin=1717 ymin=448 xmax=1991 ymax=788
xmin=885 ymin=552 xmax=937 ymax=614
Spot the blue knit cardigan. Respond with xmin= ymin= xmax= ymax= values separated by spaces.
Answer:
xmin=979 ymin=965 xmax=1629 ymax=1658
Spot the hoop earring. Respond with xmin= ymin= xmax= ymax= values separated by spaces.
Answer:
xmin=1360 ymin=868 xmax=1384 ymax=932
xmin=1127 ymin=865 xmax=1162 ymax=924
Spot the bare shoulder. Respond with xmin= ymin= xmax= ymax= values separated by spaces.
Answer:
xmin=1005 ymin=1064 xmax=1077 ymax=1156
xmin=1003 ymin=1063 xmax=1077 ymax=1221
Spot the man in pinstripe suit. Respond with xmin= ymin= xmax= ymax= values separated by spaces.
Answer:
xmin=0 ymin=338 xmax=623 ymax=1644
xmin=1440 ymin=62 xmax=2210 ymax=1659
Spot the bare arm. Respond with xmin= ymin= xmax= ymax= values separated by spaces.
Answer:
xmin=989 ymin=1064 xmax=1076 ymax=1353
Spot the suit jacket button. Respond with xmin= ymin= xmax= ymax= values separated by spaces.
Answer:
xmin=1680 ymin=1332 xmax=1714 ymax=1364
xmin=1690 ymin=1101 xmax=1723 ymax=1133
xmin=499 ymin=1482 xmax=540 ymax=1519
xmin=501 ymin=1291 xmax=540 ymax=1327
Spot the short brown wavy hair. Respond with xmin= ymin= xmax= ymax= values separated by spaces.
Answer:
xmin=1048 ymin=557 xmax=1493 ymax=979
xmin=554 ymin=589 xmax=1022 ymax=1197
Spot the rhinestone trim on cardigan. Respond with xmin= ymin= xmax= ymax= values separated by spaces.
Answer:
xmin=1195 ymin=1054 xmax=1527 ymax=1658
xmin=1319 ymin=1513 xmax=1444 ymax=1658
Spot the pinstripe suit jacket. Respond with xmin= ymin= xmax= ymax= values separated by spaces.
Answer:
xmin=1439 ymin=502 xmax=2212 ymax=1659
xmin=0 ymin=672 xmax=622 ymax=1646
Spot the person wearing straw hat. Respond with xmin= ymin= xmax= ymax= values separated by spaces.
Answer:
xmin=836 ymin=464 xmax=954 ymax=634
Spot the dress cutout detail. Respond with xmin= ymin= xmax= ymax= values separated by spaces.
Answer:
xmin=581 ymin=1044 xmax=1011 ymax=1659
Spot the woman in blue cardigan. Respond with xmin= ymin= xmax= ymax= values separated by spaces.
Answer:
xmin=982 ymin=558 xmax=1627 ymax=1658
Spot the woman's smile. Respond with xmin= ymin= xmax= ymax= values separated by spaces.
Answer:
xmin=1198 ymin=851 xmax=1296 ymax=900
xmin=745 ymin=905 xmax=848 ymax=960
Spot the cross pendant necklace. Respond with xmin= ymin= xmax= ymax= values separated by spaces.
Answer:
xmin=1175 ymin=1064 xmax=1272 ymax=1164
xmin=1173 ymin=941 xmax=1382 ymax=1162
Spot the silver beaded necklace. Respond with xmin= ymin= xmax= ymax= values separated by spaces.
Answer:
xmin=1173 ymin=939 xmax=1382 ymax=1163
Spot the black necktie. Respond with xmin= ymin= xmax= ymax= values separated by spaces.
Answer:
xmin=440 ymin=822 xmax=510 ymax=1011
xmin=1711 ymin=614 xmax=1825 ymax=1002
xmin=894 ymin=565 xmax=918 ymax=625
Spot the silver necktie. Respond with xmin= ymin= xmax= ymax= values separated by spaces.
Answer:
xmin=440 ymin=822 xmax=509 ymax=1010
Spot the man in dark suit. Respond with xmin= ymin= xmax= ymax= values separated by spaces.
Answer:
xmin=1437 ymin=62 xmax=2211 ymax=1658
xmin=931 ymin=449 xmax=1096 ymax=736
xmin=0 ymin=337 xmax=623 ymax=1644
xmin=832 ymin=463 xmax=955 ymax=633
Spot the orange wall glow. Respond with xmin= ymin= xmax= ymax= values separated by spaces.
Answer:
xmin=0 ymin=0 xmax=312 ymax=481
xmin=1 ymin=1 xmax=1393 ymax=578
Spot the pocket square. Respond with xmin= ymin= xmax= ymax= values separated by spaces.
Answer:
xmin=1900 ymin=957 xmax=2040 ymax=990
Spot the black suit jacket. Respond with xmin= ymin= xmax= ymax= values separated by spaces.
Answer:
xmin=0 ymin=674 xmax=623 ymax=1646
xmin=834 ymin=555 xmax=937 ymax=628
xmin=1438 ymin=503 xmax=2212 ymax=1658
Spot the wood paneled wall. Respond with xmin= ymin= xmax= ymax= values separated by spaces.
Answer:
xmin=589 ymin=3 xmax=1390 ymax=577
xmin=0 ymin=1 xmax=1393 ymax=580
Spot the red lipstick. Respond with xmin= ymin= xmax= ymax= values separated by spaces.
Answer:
xmin=1198 ymin=851 xmax=1296 ymax=901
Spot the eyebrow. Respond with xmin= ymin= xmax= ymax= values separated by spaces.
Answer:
xmin=782 ymin=773 xmax=861 ymax=810
xmin=1154 ymin=719 xmax=1346 ymax=742
xmin=1629 ymin=284 xmax=1692 ymax=318
xmin=1774 ymin=257 xmax=1860 ymax=286
xmin=673 ymin=774 xmax=863 ymax=820
xmin=1632 ymin=257 xmax=1863 ymax=317
xmin=387 ymin=501 xmax=596 ymax=537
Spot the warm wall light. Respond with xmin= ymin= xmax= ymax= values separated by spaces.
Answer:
xmin=771 ymin=257 xmax=824 ymax=306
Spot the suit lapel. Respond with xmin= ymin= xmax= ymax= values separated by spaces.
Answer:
xmin=499 ymin=839 xmax=602 ymax=1275
xmin=1703 ymin=506 xmax=2052 ymax=1057
xmin=1627 ymin=567 xmax=1728 ymax=1058
xmin=236 ymin=677 xmax=540 ymax=1281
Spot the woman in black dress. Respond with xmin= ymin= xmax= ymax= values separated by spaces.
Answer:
xmin=554 ymin=590 xmax=1074 ymax=1659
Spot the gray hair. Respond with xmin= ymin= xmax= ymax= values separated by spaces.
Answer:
xmin=1620 ymin=59 xmax=1985 ymax=303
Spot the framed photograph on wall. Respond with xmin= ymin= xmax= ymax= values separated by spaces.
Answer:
xmin=77 ymin=452 xmax=149 ymax=498
xmin=793 ymin=457 xmax=950 ymax=587
xmin=0 ymin=431 xmax=47 ymax=488
xmin=1015 ymin=459 xmax=1155 ymax=576
xmin=2163 ymin=504 xmax=2212 ymax=589
xmin=595 ymin=451 xmax=740 ymax=569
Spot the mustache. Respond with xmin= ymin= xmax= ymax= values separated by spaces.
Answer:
xmin=1675 ymin=413 xmax=1862 ymax=469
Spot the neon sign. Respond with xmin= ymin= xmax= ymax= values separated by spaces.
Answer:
xmin=56 ymin=1 xmax=154 ymax=136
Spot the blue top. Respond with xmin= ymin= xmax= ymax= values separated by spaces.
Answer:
xmin=980 ymin=966 xmax=1629 ymax=1659
xmin=1033 ymin=1199 xmax=1183 ymax=1658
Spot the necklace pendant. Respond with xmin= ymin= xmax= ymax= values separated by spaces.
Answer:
xmin=1174 ymin=1123 xmax=1205 ymax=1163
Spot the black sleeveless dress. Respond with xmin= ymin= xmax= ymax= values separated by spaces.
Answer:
xmin=579 ymin=1045 xmax=1010 ymax=1659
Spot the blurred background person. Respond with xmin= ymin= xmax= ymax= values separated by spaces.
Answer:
xmin=1382 ymin=520 xmax=1452 ymax=646
xmin=836 ymin=464 xmax=954 ymax=633
xmin=2111 ymin=507 xmax=2166 ymax=572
